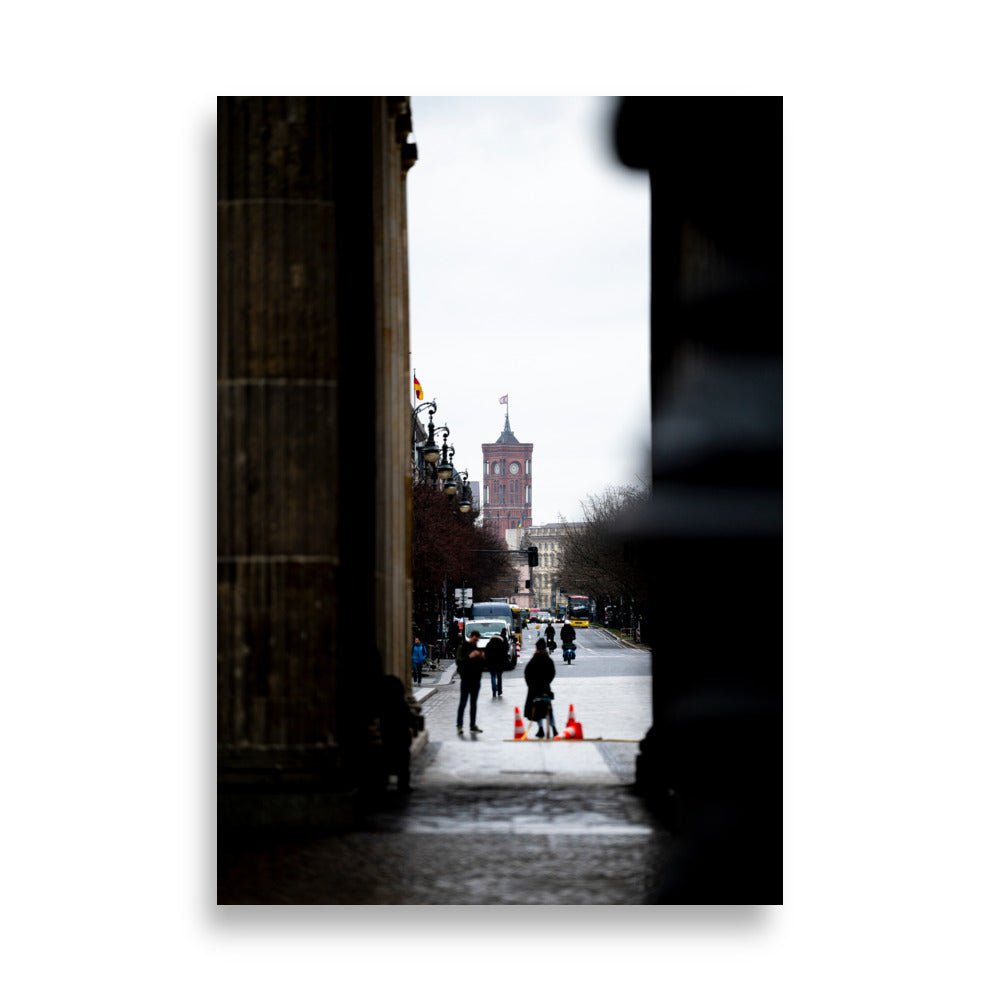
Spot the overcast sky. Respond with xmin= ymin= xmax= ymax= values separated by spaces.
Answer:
xmin=407 ymin=96 xmax=650 ymax=526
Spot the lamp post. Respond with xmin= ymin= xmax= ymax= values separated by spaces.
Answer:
xmin=412 ymin=399 xmax=445 ymax=483
xmin=410 ymin=399 xmax=471 ymax=497
xmin=456 ymin=470 xmax=472 ymax=513
xmin=435 ymin=427 xmax=455 ymax=484
xmin=441 ymin=446 xmax=460 ymax=496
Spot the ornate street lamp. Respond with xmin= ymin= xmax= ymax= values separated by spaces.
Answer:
xmin=411 ymin=400 xmax=444 ymax=482
xmin=457 ymin=470 xmax=472 ymax=513
xmin=413 ymin=400 xmax=441 ymax=463
xmin=422 ymin=418 xmax=441 ymax=465
xmin=436 ymin=428 xmax=455 ymax=482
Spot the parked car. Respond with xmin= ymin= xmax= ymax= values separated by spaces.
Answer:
xmin=470 ymin=602 xmax=520 ymax=658
xmin=462 ymin=618 xmax=518 ymax=669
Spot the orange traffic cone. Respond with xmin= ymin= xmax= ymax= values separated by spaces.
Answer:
xmin=513 ymin=706 xmax=526 ymax=740
xmin=561 ymin=704 xmax=581 ymax=739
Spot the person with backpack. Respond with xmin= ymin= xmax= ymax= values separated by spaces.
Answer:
xmin=484 ymin=627 xmax=510 ymax=697
xmin=411 ymin=635 xmax=429 ymax=687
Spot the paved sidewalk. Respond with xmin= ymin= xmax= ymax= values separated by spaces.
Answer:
xmin=411 ymin=662 xmax=652 ymax=788
xmin=219 ymin=654 xmax=672 ymax=903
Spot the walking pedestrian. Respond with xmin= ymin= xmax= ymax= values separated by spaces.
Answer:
xmin=411 ymin=635 xmax=428 ymax=687
xmin=455 ymin=629 xmax=486 ymax=735
xmin=484 ymin=627 xmax=509 ymax=697
xmin=544 ymin=621 xmax=556 ymax=652
xmin=524 ymin=638 xmax=557 ymax=739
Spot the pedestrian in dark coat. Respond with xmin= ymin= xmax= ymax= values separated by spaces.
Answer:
xmin=544 ymin=622 xmax=556 ymax=652
xmin=523 ymin=638 xmax=557 ymax=738
xmin=377 ymin=674 xmax=421 ymax=792
xmin=455 ymin=630 xmax=486 ymax=734
xmin=484 ymin=629 xmax=509 ymax=697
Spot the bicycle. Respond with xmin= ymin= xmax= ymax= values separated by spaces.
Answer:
xmin=424 ymin=641 xmax=445 ymax=672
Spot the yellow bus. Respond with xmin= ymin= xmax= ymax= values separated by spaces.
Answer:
xmin=568 ymin=595 xmax=591 ymax=628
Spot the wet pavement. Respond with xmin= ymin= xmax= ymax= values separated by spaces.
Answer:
xmin=218 ymin=785 xmax=675 ymax=904
xmin=219 ymin=638 xmax=678 ymax=904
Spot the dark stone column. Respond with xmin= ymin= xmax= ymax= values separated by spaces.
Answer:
xmin=617 ymin=97 xmax=783 ymax=902
xmin=218 ymin=96 xmax=342 ymax=753
xmin=218 ymin=97 xmax=407 ymax=831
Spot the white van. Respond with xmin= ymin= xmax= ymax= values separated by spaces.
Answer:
xmin=467 ymin=604 xmax=518 ymax=668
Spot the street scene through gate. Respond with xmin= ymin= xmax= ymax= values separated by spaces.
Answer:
xmin=217 ymin=97 xmax=782 ymax=905
xmin=217 ymin=628 xmax=679 ymax=904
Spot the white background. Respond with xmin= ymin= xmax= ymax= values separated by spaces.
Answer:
xmin=3 ymin=2 xmax=998 ymax=998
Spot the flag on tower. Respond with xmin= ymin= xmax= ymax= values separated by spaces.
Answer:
xmin=499 ymin=394 xmax=508 ymax=404
xmin=414 ymin=374 xmax=424 ymax=400
xmin=517 ymin=519 xmax=522 ymax=528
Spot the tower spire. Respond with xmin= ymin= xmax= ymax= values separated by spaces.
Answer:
xmin=495 ymin=412 xmax=520 ymax=444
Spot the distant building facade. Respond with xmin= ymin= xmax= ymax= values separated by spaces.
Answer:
xmin=481 ymin=414 xmax=532 ymax=539
xmin=521 ymin=522 xmax=582 ymax=611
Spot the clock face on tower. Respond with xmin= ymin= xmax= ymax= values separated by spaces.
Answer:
xmin=492 ymin=461 xmax=504 ymax=475
xmin=509 ymin=462 xmax=520 ymax=474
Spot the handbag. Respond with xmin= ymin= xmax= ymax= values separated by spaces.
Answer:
xmin=528 ymin=695 xmax=553 ymax=722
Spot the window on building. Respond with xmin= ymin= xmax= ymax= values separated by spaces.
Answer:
xmin=526 ymin=485 xmax=531 ymax=504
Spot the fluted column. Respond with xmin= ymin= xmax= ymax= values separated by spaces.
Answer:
xmin=218 ymin=97 xmax=418 ymax=828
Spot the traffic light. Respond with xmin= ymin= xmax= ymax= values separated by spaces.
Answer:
xmin=527 ymin=545 xmax=538 ymax=567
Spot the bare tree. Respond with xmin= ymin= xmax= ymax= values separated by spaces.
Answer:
xmin=411 ymin=483 xmax=514 ymax=640
xmin=558 ymin=483 xmax=650 ymax=626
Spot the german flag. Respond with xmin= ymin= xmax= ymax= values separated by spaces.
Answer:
xmin=413 ymin=374 xmax=424 ymax=400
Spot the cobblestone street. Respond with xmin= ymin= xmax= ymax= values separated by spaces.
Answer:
xmin=219 ymin=649 xmax=678 ymax=904
xmin=218 ymin=784 xmax=675 ymax=904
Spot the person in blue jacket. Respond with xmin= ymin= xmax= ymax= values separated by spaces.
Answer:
xmin=411 ymin=635 xmax=428 ymax=687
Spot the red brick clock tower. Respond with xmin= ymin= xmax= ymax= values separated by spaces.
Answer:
xmin=481 ymin=411 xmax=532 ymax=540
